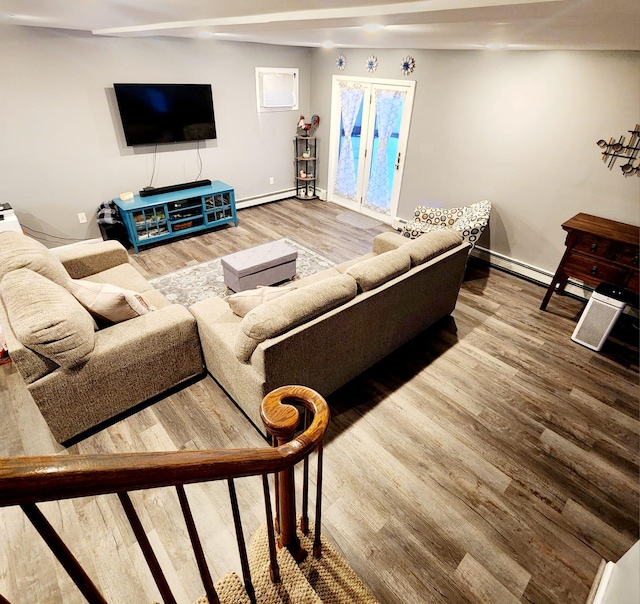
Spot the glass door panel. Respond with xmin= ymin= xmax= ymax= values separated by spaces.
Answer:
xmin=362 ymin=86 xmax=407 ymax=217
xmin=328 ymin=76 xmax=415 ymax=223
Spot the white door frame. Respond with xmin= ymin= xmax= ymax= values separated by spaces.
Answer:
xmin=327 ymin=75 xmax=416 ymax=225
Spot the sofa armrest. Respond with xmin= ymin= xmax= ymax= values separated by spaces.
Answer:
xmin=372 ymin=231 xmax=408 ymax=254
xmin=28 ymin=304 xmax=204 ymax=442
xmin=51 ymin=241 xmax=130 ymax=279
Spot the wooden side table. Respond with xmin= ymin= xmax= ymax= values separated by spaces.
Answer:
xmin=540 ymin=213 xmax=639 ymax=310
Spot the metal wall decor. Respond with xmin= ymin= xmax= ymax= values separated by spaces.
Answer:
xmin=366 ymin=55 xmax=378 ymax=73
xmin=336 ymin=54 xmax=347 ymax=70
xmin=597 ymin=124 xmax=640 ymax=176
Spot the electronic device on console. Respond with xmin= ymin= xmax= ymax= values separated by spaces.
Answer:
xmin=139 ymin=179 xmax=212 ymax=197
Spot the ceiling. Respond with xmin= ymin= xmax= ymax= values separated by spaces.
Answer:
xmin=1 ymin=0 xmax=639 ymax=51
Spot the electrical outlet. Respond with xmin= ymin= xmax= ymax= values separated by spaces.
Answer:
xmin=77 ymin=213 xmax=87 ymax=224
xmin=269 ymin=177 xmax=274 ymax=185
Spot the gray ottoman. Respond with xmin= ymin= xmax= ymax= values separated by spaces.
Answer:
xmin=221 ymin=240 xmax=298 ymax=292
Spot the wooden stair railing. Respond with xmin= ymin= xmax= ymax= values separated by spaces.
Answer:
xmin=0 ymin=385 xmax=329 ymax=604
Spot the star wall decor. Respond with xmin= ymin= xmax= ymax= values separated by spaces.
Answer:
xmin=366 ymin=55 xmax=378 ymax=73
xmin=336 ymin=53 xmax=346 ymax=70
xmin=401 ymin=55 xmax=415 ymax=75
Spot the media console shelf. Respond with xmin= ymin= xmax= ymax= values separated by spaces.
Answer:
xmin=114 ymin=180 xmax=237 ymax=253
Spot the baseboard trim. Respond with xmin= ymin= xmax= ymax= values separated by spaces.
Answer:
xmin=236 ymin=188 xmax=296 ymax=210
xmin=471 ymin=245 xmax=594 ymax=301
xmin=591 ymin=561 xmax=615 ymax=604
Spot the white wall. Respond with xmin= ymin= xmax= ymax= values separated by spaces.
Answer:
xmin=0 ymin=24 xmax=311 ymax=244
xmin=311 ymin=48 xmax=640 ymax=275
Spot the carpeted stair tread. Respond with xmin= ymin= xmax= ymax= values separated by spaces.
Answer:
xmin=195 ymin=521 xmax=379 ymax=603
xmin=195 ymin=571 xmax=252 ymax=604
xmin=249 ymin=523 xmax=322 ymax=604
xmin=296 ymin=527 xmax=378 ymax=604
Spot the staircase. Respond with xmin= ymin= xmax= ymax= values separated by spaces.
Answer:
xmin=200 ymin=521 xmax=378 ymax=604
xmin=0 ymin=386 xmax=379 ymax=604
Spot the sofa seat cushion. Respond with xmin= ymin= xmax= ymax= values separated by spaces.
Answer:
xmin=66 ymin=279 xmax=156 ymax=324
xmin=228 ymin=285 xmax=297 ymax=318
xmin=345 ymin=248 xmax=412 ymax=292
xmin=403 ymin=230 xmax=463 ymax=266
xmin=0 ymin=269 xmax=95 ymax=369
xmin=235 ymin=273 xmax=358 ymax=362
xmin=0 ymin=231 xmax=69 ymax=287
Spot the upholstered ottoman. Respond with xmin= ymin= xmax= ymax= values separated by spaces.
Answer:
xmin=221 ymin=240 xmax=298 ymax=292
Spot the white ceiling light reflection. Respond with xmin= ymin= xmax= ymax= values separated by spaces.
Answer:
xmin=362 ymin=23 xmax=383 ymax=33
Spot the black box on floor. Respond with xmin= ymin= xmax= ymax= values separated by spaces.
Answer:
xmin=99 ymin=222 xmax=131 ymax=249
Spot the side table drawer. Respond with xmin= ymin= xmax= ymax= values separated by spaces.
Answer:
xmin=574 ymin=233 xmax=614 ymax=258
xmin=614 ymin=244 xmax=640 ymax=267
xmin=564 ymin=253 xmax=630 ymax=286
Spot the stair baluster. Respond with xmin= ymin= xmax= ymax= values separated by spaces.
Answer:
xmin=118 ymin=492 xmax=177 ymax=604
xmin=313 ymin=443 xmax=324 ymax=559
xmin=176 ymin=484 xmax=220 ymax=604
xmin=227 ymin=479 xmax=256 ymax=604
xmin=20 ymin=503 xmax=108 ymax=603
xmin=262 ymin=474 xmax=281 ymax=583
xmin=301 ymin=407 xmax=311 ymax=535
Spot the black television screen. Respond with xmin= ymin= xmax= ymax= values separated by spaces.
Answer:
xmin=114 ymin=83 xmax=217 ymax=146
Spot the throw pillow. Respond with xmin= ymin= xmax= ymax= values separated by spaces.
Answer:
xmin=66 ymin=279 xmax=155 ymax=324
xmin=227 ymin=285 xmax=296 ymax=318
xmin=0 ymin=269 xmax=95 ymax=369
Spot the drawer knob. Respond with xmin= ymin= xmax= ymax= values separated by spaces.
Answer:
xmin=590 ymin=265 xmax=598 ymax=275
xmin=590 ymin=243 xmax=598 ymax=253
xmin=633 ymin=256 xmax=639 ymax=266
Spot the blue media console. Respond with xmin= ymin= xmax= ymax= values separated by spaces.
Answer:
xmin=113 ymin=180 xmax=237 ymax=253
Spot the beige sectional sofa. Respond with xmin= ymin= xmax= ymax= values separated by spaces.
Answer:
xmin=0 ymin=232 xmax=204 ymax=443
xmin=190 ymin=229 xmax=470 ymax=435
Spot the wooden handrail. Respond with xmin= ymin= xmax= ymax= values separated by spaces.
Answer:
xmin=0 ymin=385 xmax=329 ymax=603
xmin=0 ymin=385 xmax=329 ymax=507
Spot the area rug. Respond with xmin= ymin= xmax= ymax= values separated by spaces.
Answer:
xmin=149 ymin=238 xmax=335 ymax=307
xmin=335 ymin=212 xmax=383 ymax=230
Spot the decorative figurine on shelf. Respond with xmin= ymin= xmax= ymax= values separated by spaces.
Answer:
xmin=297 ymin=114 xmax=320 ymax=137
xmin=299 ymin=169 xmax=306 ymax=178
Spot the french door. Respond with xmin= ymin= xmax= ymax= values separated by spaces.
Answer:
xmin=327 ymin=76 xmax=415 ymax=224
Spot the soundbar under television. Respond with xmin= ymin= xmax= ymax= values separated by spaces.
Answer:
xmin=114 ymin=83 xmax=217 ymax=146
xmin=139 ymin=180 xmax=212 ymax=197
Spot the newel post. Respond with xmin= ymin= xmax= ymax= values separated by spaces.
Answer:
xmin=260 ymin=387 xmax=307 ymax=562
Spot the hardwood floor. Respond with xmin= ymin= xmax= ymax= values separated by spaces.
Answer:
xmin=1 ymin=199 xmax=638 ymax=603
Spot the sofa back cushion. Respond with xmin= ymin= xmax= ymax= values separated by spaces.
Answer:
xmin=235 ymin=273 xmax=357 ymax=362
xmin=0 ymin=269 xmax=95 ymax=369
xmin=0 ymin=231 xmax=69 ymax=286
xmin=403 ymin=230 xmax=463 ymax=266
xmin=344 ymin=248 xmax=411 ymax=292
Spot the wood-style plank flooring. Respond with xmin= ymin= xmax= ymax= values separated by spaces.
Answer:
xmin=1 ymin=199 xmax=638 ymax=603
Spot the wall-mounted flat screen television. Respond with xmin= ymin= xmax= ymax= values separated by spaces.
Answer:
xmin=114 ymin=83 xmax=217 ymax=146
